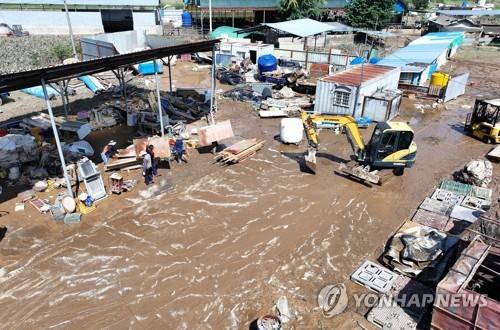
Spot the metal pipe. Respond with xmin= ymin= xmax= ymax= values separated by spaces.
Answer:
xmin=209 ymin=45 xmax=216 ymax=125
xmin=63 ymin=0 xmax=77 ymax=58
xmin=209 ymin=0 xmax=213 ymax=33
xmin=60 ymin=83 xmax=68 ymax=118
xmin=41 ymin=79 xmax=73 ymax=197
xmin=168 ymin=56 xmax=172 ymax=93
xmin=154 ymin=60 xmax=164 ymax=137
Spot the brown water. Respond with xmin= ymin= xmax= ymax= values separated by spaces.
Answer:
xmin=0 ymin=95 xmax=497 ymax=329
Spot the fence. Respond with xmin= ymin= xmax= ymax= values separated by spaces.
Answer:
xmin=274 ymin=48 xmax=357 ymax=70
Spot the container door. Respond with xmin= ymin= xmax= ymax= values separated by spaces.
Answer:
xmin=362 ymin=97 xmax=388 ymax=122
xmin=444 ymin=72 xmax=469 ymax=102
xmin=388 ymin=95 xmax=402 ymax=120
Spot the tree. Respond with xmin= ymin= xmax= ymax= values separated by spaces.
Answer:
xmin=50 ymin=42 xmax=73 ymax=62
xmin=278 ymin=0 xmax=327 ymax=20
xmin=345 ymin=0 xmax=395 ymax=30
xmin=412 ymin=0 xmax=429 ymax=10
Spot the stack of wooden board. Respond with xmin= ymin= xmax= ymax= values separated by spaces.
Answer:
xmin=105 ymin=145 xmax=141 ymax=171
xmin=214 ymin=138 xmax=264 ymax=165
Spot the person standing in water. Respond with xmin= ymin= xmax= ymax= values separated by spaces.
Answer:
xmin=143 ymin=146 xmax=153 ymax=185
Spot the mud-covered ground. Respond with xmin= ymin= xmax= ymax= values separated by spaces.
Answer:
xmin=0 ymin=48 xmax=499 ymax=329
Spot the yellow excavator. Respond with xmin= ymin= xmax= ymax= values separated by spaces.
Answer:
xmin=301 ymin=111 xmax=417 ymax=184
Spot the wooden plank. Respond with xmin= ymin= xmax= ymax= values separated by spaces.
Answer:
xmin=198 ymin=120 xmax=234 ymax=147
xmin=105 ymin=158 xmax=141 ymax=171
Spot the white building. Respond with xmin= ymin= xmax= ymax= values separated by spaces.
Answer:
xmin=314 ymin=64 xmax=401 ymax=121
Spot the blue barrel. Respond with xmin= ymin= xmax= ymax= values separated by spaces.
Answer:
xmin=369 ymin=57 xmax=380 ymax=64
xmin=182 ymin=11 xmax=192 ymax=27
xmin=350 ymin=56 xmax=365 ymax=65
xmin=258 ymin=54 xmax=278 ymax=73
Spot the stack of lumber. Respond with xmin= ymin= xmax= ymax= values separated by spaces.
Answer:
xmin=214 ymin=138 xmax=264 ymax=165
xmin=105 ymin=145 xmax=141 ymax=171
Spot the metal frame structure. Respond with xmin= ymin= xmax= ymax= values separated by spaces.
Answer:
xmin=0 ymin=39 xmax=220 ymax=197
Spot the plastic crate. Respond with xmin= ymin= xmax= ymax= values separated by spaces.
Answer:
xmin=440 ymin=180 xmax=471 ymax=196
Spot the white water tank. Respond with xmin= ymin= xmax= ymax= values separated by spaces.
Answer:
xmin=280 ymin=118 xmax=304 ymax=144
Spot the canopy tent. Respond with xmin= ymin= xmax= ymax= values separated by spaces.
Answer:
xmin=262 ymin=18 xmax=340 ymax=38
xmin=209 ymin=26 xmax=252 ymax=39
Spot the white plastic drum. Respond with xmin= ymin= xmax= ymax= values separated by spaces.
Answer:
xmin=280 ymin=118 xmax=304 ymax=144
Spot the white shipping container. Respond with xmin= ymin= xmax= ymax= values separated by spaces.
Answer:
xmin=314 ymin=64 xmax=401 ymax=118
xmin=217 ymin=42 xmax=274 ymax=63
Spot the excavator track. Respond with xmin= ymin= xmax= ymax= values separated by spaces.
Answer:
xmin=337 ymin=162 xmax=381 ymax=185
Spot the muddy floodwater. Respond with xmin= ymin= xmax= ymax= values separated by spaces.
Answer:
xmin=0 ymin=94 xmax=496 ymax=329
xmin=2 ymin=45 xmax=500 ymax=329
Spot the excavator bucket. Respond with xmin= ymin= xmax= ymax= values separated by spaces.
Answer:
xmin=305 ymin=149 xmax=317 ymax=174
xmin=338 ymin=163 xmax=380 ymax=185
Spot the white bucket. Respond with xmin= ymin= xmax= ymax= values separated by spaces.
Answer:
xmin=280 ymin=118 xmax=304 ymax=144
xmin=127 ymin=112 xmax=138 ymax=127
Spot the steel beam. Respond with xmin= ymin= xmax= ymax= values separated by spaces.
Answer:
xmin=41 ymin=79 xmax=73 ymax=197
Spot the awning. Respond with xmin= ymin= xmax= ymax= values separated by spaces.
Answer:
xmin=262 ymin=18 xmax=339 ymax=38
xmin=0 ymin=39 xmax=220 ymax=93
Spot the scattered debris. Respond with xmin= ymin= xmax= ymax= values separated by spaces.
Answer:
xmin=382 ymin=221 xmax=459 ymax=283
xmin=455 ymin=159 xmax=493 ymax=187
xmin=274 ymin=297 xmax=291 ymax=324
xmin=487 ymin=145 xmax=500 ymax=162
xmin=77 ymin=158 xmax=107 ymax=201
xmin=351 ymin=260 xmax=398 ymax=294
xmin=198 ymin=120 xmax=234 ymax=147
xmin=256 ymin=315 xmax=281 ymax=330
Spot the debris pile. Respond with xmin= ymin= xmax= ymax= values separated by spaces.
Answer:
xmin=455 ymin=159 xmax=493 ymax=187
xmin=0 ymin=134 xmax=39 ymax=169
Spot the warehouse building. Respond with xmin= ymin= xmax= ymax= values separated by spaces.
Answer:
xmin=377 ymin=32 xmax=464 ymax=86
xmin=0 ymin=0 xmax=159 ymax=34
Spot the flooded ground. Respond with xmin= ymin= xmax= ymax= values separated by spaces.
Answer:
xmin=0 ymin=48 xmax=499 ymax=329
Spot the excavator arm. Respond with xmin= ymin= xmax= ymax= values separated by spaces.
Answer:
xmin=301 ymin=111 xmax=366 ymax=168
xmin=300 ymin=111 xmax=381 ymax=184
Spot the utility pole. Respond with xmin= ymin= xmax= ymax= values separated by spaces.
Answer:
xmin=64 ymin=0 xmax=77 ymax=58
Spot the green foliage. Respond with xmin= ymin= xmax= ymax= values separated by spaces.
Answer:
xmin=412 ymin=0 xmax=429 ymax=10
xmin=50 ymin=42 xmax=73 ymax=62
xmin=31 ymin=53 xmax=41 ymax=67
xmin=278 ymin=0 xmax=327 ymax=20
xmin=345 ymin=0 xmax=395 ymax=30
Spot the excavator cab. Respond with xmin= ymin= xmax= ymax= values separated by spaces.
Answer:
xmin=366 ymin=122 xmax=417 ymax=169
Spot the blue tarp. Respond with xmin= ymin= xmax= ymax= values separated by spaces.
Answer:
xmin=21 ymin=86 xmax=58 ymax=100
xmin=350 ymin=57 xmax=366 ymax=65
xmin=78 ymin=76 xmax=105 ymax=94
xmin=138 ymin=60 xmax=163 ymax=75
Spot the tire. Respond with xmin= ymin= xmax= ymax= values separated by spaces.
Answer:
xmin=393 ymin=167 xmax=405 ymax=176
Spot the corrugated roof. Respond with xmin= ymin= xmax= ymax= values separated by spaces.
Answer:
xmin=378 ymin=32 xmax=465 ymax=72
xmin=198 ymin=0 xmax=348 ymax=9
xmin=324 ymin=22 xmax=354 ymax=32
xmin=0 ymin=39 xmax=220 ymax=92
xmin=437 ymin=9 xmax=500 ymax=16
xmin=263 ymin=18 xmax=338 ymax=38
xmin=0 ymin=0 xmax=158 ymax=5
xmin=321 ymin=64 xmax=397 ymax=86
